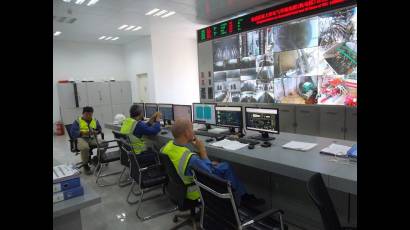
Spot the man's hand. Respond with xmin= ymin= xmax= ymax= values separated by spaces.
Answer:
xmin=192 ymin=136 xmax=208 ymax=160
xmin=149 ymin=112 xmax=162 ymax=124
xmin=80 ymin=130 xmax=90 ymax=137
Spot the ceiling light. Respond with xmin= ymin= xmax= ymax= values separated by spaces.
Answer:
xmin=125 ymin=25 xmax=135 ymax=31
xmin=118 ymin=25 xmax=128 ymax=30
xmin=161 ymin=11 xmax=176 ymax=18
xmin=111 ymin=37 xmax=119 ymax=41
xmin=54 ymin=31 xmax=62 ymax=36
xmin=105 ymin=36 xmax=112 ymax=40
xmin=75 ymin=0 xmax=86 ymax=4
xmin=62 ymin=0 xmax=72 ymax=2
xmin=146 ymin=8 xmax=160 ymax=15
xmin=132 ymin=26 xmax=142 ymax=31
xmin=154 ymin=10 xmax=167 ymax=16
xmin=98 ymin=36 xmax=106 ymax=40
xmin=87 ymin=0 xmax=99 ymax=6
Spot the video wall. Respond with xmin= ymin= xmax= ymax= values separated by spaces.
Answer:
xmin=211 ymin=6 xmax=357 ymax=106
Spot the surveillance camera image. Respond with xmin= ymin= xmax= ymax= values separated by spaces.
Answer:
xmin=317 ymin=75 xmax=357 ymax=106
xmin=274 ymin=47 xmax=319 ymax=78
xmin=321 ymin=41 xmax=357 ymax=76
xmin=214 ymin=70 xmax=240 ymax=102
xmin=274 ymin=76 xmax=318 ymax=104
xmin=213 ymin=35 xmax=240 ymax=71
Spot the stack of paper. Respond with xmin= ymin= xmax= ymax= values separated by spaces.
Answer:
xmin=210 ymin=139 xmax=248 ymax=151
xmin=320 ymin=143 xmax=351 ymax=157
xmin=282 ymin=141 xmax=317 ymax=151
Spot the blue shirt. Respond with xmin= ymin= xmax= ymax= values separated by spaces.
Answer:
xmin=70 ymin=118 xmax=102 ymax=139
xmin=133 ymin=120 xmax=161 ymax=138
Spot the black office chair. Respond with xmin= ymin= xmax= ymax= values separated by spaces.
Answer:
xmin=307 ymin=173 xmax=357 ymax=230
xmin=191 ymin=165 xmax=285 ymax=230
xmin=158 ymin=153 xmax=201 ymax=230
xmin=121 ymin=137 xmax=177 ymax=221
xmin=113 ymin=131 xmax=133 ymax=187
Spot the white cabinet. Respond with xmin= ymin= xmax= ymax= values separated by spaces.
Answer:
xmin=87 ymin=82 xmax=111 ymax=106
xmin=109 ymin=81 xmax=132 ymax=105
xmin=57 ymin=83 xmax=76 ymax=109
xmin=75 ymin=83 xmax=89 ymax=107
xmin=112 ymin=104 xmax=132 ymax=117
xmin=93 ymin=105 xmax=113 ymax=126
xmin=60 ymin=107 xmax=82 ymax=124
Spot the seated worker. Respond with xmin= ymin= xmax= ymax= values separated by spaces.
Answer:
xmin=160 ymin=118 xmax=265 ymax=207
xmin=70 ymin=106 xmax=108 ymax=175
xmin=120 ymin=104 xmax=162 ymax=154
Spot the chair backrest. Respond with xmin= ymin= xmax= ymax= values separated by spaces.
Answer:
xmin=191 ymin=165 xmax=241 ymax=230
xmin=65 ymin=124 xmax=74 ymax=140
xmin=158 ymin=153 xmax=188 ymax=209
xmin=307 ymin=173 xmax=342 ymax=230
xmin=112 ymin=131 xmax=129 ymax=167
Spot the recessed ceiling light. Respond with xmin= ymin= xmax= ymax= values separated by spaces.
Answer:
xmin=98 ymin=36 xmax=106 ymax=40
xmin=146 ymin=8 xmax=160 ymax=15
xmin=154 ymin=10 xmax=167 ymax=16
xmin=75 ymin=0 xmax=86 ymax=4
xmin=111 ymin=37 xmax=119 ymax=41
xmin=132 ymin=26 xmax=142 ymax=31
xmin=62 ymin=0 xmax=72 ymax=2
xmin=87 ymin=0 xmax=99 ymax=6
xmin=125 ymin=25 xmax=135 ymax=31
xmin=105 ymin=36 xmax=113 ymax=40
xmin=118 ymin=25 xmax=128 ymax=30
xmin=161 ymin=11 xmax=176 ymax=18
xmin=54 ymin=31 xmax=62 ymax=36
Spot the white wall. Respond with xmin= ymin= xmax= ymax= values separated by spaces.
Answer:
xmin=53 ymin=40 xmax=126 ymax=123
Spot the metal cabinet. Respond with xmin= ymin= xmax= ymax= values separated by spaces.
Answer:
xmin=75 ymin=83 xmax=89 ymax=107
xmin=109 ymin=81 xmax=131 ymax=105
xmin=87 ymin=82 xmax=111 ymax=106
xmin=319 ymin=106 xmax=346 ymax=139
xmin=277 ymin=104 xmax=296 ymax=133
xmin=295 ymin=106 xmax=320 ymax=136
xmin=93 ymin=105 xmax=113 ymax=126
xmin=345 ymin=107 xmax=357 ymax=141
xmin=198 ymin=41 xmax=214 ymax=102
xmin=57 ymin=83 xmax=76 ymax=109
xmin=60 ymin=107 xmax=82 ymax=124
xmin=112 ymin=104 xmax=132 ymax=117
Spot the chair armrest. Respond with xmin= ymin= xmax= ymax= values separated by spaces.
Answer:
xmin=342 ymin=227 xmax=357 ymax=230
xmin=242 ymin=209 xmax=284 ymax=228
xmin=139 ymin=163 xmax=162 ymax=172
xmin=101 ymin=132 xmax=105 ymax=140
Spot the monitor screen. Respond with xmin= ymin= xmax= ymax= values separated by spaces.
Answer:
xmin=172 ymin=105 xmax=192 ymax=122
xmin=215 ymin=106 xmax=242 ymax=128
xmin=245 ymin=107 xmax=279 ymax=134
xmin=145 ymin=103 xmax=158 ymax=118
xmin=133 ymin=103 xmax=145 ymax=117
xmin=158 ymin=104 xmax=174 ymax=121
xmin=193 ymin=103 xmax=216 ymax=125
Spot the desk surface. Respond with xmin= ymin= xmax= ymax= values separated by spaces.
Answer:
xmin=105 ymin=123 xmax=357 ymax=194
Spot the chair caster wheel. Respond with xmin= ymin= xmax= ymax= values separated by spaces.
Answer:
xmin=173 ymin=216 xmax=178 ymax=223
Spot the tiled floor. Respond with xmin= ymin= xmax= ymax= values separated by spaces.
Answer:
xmin=53 ymin=130 xmax=303 ymax=230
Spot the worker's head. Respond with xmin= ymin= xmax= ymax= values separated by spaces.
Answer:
xmin=130 ymin=104 xmax=144 ymax=120
xmin=82 ymin=106 xmax=94 ymax=121
xmin=171 ymin=118 xmax=193 ymax=142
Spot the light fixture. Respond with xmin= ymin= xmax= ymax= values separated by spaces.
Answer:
xmin=161 ymin=11 xmax=175 ymax=18
xmin=105 ymin=36 xmax=113 ymax=40
xmin=132 ymin=26 xmax=142 ymax=31
xmin=54 ymin=31 xmax=62 ymax=36
xmin=87 ymin=0 xmax=99 ymax=6
xmin=124 ymin=25 xmax=135 ymax=31
xmin=154 ymin=10 xmax=167 ymax=16
xmin=62 ymin=0 xmax=71 ymax=2
xmin=98 ymin=36 xmax=106 ymax=40
xmin=75 ymin=0 xmax=86 ymax=4
xmin=145 ymin=8 xmax=160 ymax=15
xmin=118 ymin=24 xmax=128 ymax=30
xmin=111 ymin=37 xmax=119 ymax=41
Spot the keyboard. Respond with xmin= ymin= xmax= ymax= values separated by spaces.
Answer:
xmin=237 ymin=138 xmax=260 ymax=145
xmin=194 ymin=130 xmax=224 ymax=138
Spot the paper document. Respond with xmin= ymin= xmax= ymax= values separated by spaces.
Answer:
xmin=320 ymin=143 xmax=351 ymax=156
xmin=282 ymin=141 xmax=317 ymax=151
xmin=53 ymin=164 xmax=80 ymax=183
xmin=210 ymin=139 xmax=248 ymax=151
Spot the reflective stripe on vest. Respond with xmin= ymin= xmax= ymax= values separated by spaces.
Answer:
xmin=78 ymin=117 xmax=97 ymax=133
xmin=160 ymin=141 xmax=200 ymax=200
xmin=120 ymin=117 xmax=145 ymax=154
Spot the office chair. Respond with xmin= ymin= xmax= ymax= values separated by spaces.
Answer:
xmin=158 ymin=153 xmax=201 ymax=230
xmin=307 ymin=173 xmax=357 ymax=230
xmin=112 ymin=131 xmax=133 ymax=187
xmin=121 ymin=137 xmax=177 ymax=221
xmin=191 ymin=165 xmax=285 ymax=230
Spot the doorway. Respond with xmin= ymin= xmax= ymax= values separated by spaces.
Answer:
xmin=136 ymin=73 xmax=149 ymax=102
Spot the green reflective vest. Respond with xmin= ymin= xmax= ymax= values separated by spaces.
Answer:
xmin=120 ymin=117 xmax=145 ymax=154
xmin=78 ymin=116 xmax=97 ymax=133
xmin=160 ymin=140 xmax=200 ymax=200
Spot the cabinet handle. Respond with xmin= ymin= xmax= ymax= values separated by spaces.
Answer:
xmin=98 ymin=91 xmax=102 ymax=101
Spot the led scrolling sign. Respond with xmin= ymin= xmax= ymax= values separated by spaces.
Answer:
xmin=197 ymin=0 xmax=356 ymax=43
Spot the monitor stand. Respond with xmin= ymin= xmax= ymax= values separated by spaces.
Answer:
xmin=162 ymin=120 xmax=172 ymax=127
xmin=250 ymin=131 xmax=275 ymax=141
xmin=198 ymin=124 xmax=212 ymax=132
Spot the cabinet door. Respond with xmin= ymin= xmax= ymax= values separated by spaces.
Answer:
xmin=87 ymin=82 xmax=110 ymax=106
xmin=94 ymin=105 xmax=113 ymax=126
xmin=60 ymin=107 xmax=81 ymax=125
xmin=120 ymin=82 xmax=132 ymax=104
xmin=295 ymin=106 xmax=320 ymax=136
xmin=76 ymin=83 xmax=88 ymax=107
xmin=277 ymin=104 xmax=296 ymax=133
xmin=57 ymin=83 xmax=76 ymax=109
xmin=345 ymin=107 xmax=357 ymax=141
xmin=319 ymin=106 xmax=345 ymax=139
xmin=112 ymin=104 xmax=132 ymax=117
xmin=109 ymin=82 xmax=122 ymax=105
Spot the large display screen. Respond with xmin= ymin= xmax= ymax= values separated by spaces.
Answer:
xmin=211 ymin=5 xmax=357 ymax=106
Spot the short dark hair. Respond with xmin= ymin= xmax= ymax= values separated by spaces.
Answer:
xmin=83 ymin=106 xmax=94 ymax=113
xmin=130 ymin=104 xmax=143 ymax=118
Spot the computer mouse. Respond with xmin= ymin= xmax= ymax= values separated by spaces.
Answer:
xmin=261 ymin=141 xmax=272 ymax=147
xmin=248 ymin=144 xmax=255 ymax=149
xmin=206 ymin=138 xmax=214 ymax=142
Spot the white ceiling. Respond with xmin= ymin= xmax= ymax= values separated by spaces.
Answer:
xmin=53 ymin=0 xmax=292 ymax=45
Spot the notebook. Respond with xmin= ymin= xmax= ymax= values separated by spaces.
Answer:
xmin=210 ymin=139 xmax=248 ymax=151
xmin=282 ymin=141 xmax=317 ymax=151
xmin=320 ymin=143 xmax=351 ymax=157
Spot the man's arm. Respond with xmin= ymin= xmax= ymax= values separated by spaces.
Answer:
xmin=186 ymin=155 xmax=212 ymax=176
xmin=70 ymin=120 xmax=81 ymax=139
xmin=133 ymin=121 xmax=161 ymax=137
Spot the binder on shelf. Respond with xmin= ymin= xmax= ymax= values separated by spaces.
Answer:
xmin=53 ymin=177 xmax=81 ymax=193
xmin=53 ymin=164 xmax=80 ymax=183
xmin=53 ymin=186 xmax=84 ymax=203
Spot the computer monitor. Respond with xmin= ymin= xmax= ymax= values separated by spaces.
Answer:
xmin=158 ymin=104 xmax=173 ymax=125
xmin=133 ymin=103 xmax=145 ymax=118
xmin=215 ymin=106 xmax=243 ymax=133
xmin=144 ymin=103 xmax=158 ymax=118
xmin=172 ymin=104 xmax=192 ymax=122
xmin=245 ymin=107 xmax=279 ymax=141
xmin=193 ymin=103 xmax=216 ymax=130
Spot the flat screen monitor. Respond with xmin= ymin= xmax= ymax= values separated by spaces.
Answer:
xmin=193 ymin=103 xmax=216 ymax=125
xmin=172 ymin=104 xmax=192 ymax=122
xmin=144 ymin=103 xmax=158 ymax=118
xmin=158 ymin=104 xmax=174 ymax=121
xmin=133 ymin=103 xmax=145 ymax=117
xmin=215 ymin=106 xmax=242 ymax=129
xmin=245 ymin=107 xmax=279 ymax=140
